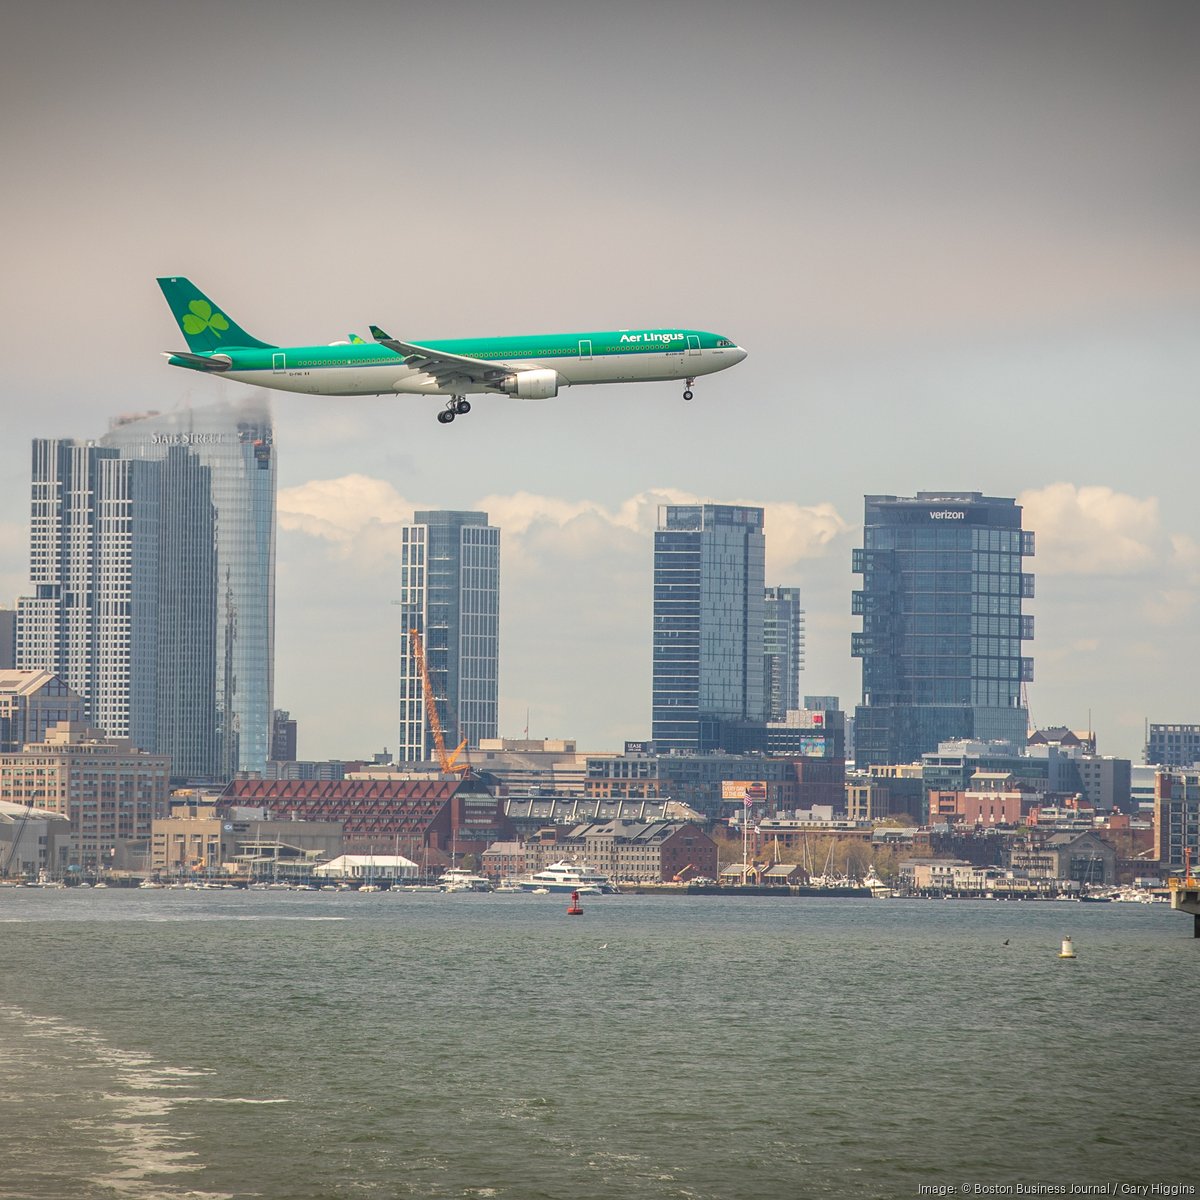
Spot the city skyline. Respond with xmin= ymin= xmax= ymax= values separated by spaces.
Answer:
xmin=1 ymin=2 xmax=1198 ymax=763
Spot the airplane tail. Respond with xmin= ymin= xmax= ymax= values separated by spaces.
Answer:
xmin=157 ymin=277 xmax=275 ymax=352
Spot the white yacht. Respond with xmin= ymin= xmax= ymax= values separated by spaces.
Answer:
xmin=518 ymin=862 xmax=617 ymax=894
xmin=438 ymin=868 xmax=492 ymax=893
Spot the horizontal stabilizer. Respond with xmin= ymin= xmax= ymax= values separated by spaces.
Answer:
xmin=164 ymin=350 xmax=233 ymax=373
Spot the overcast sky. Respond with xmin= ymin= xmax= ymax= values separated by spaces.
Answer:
xmin=2 ymin=0 xmax=1198 ymax=762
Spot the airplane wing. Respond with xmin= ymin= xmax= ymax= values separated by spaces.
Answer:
xmin=369 ymin=326 xmax=511 ymax=387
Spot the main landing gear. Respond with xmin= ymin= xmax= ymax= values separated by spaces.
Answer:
xmin=682 ymin=377 xmax=695 ymax=401
xmin=436 ymin=396 xmax=472 ymax=424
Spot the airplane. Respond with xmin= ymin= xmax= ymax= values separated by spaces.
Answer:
xmin=158 ymin=277 xmax=747 ymax=424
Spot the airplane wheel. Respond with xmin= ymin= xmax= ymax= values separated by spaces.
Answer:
xmin=683 ymin=389 xmax=694 ymax=401
xmin=437 ymin=410 xmax=455 ymax=424
xmin=455 ymin=399 xmax=471 ymax=414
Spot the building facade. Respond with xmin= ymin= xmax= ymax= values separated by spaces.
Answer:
xmin=1145 ymin=724 xmax=1200 ymax=768
xmin=396 ymin=511 xmax=500 ymax=763
xmin=0 ymin=722 xmax=170 ymax=871
xmin=0 ymin=670 xmax=86 ymax=754
xmin=852 ymin=492 xmax=1034 ymax=765
xmin=1154 ymin=769 xmax=1200 ymax=876
xmin=101 ymin=401 xmax=275 ymax=776
xmin=763 ymin=586 xmax=804 ymax=721
xmin=652 ymin=504 xmax=767 ymax=753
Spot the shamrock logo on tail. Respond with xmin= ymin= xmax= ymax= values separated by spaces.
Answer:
xmin=182 ymin=299 xmax=230 ymax=339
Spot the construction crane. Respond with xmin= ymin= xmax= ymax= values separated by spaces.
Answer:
xmin=408 ymin=627 xmax=469 ymax=775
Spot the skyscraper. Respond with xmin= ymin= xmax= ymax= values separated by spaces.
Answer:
xmin=397 ymin=511 xmax=499 ymax=763
xmin=652 ymin=504 xmax=767 ymax=754
xmin=17 ymin=440 xmax=163 ymax=754
xmin=101 ymin=399 xmax=275 ymax=776
xmin=17 ymin=399 xmax=274 ymax=779
xmin=851 ymin=491 xmax=1034 ymax=765
xmin=763 ymin=585 xmax=805 ymax=721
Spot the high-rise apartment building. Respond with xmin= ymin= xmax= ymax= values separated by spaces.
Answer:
xmin=16 ymin=399 xmax=273 ymax=779
xmin=652 ymin=504 xmax=767 ymax=754
xmin=852 ymin=491 xmax=1034 ymax=765
xmin=271 ymin=709 xmax=298 ymax=762
xmin=763 ymin=585 xmax=804 ymax=721
xmin=101 ymin=400 xmax=275 ymax=776
xmin=397 ymin=511 xmax=499 ymax=763
xmin=17 ymin=441 xmax=164 ymax=754
xmin=1145 ymin=723 xmax=1200 ymax=768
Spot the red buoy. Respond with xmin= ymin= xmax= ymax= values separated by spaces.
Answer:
xmin=567 ymin=889 xmax=583 ymax=916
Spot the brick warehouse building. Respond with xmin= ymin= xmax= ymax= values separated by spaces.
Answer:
xmin=226 ymin=777 xmax=513 ymax=860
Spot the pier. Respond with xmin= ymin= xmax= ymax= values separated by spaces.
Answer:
xmin=1169 ymin=879 xmax=1200 ymax=937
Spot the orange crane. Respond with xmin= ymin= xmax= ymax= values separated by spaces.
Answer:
xmin=408 ymin=628 xmax=469 ymax=775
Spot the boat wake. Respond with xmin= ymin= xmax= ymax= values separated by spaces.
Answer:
xmin=0 ymin=1003 xmax=283 ymax=1198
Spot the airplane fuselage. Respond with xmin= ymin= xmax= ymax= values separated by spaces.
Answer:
xmin=168 ymin=328 xmax=745 ymax=397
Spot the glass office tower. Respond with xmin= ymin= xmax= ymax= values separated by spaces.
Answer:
xmin=763 ymin=585 xmax=805 ymax=721
xmin=652 ymin=504 xmax=767 ymax=753
xmin=852 ymin=492 xmax=1034 ymax=765
xmin=397 ymin=511 xmax=499 ymax=763
xmin=102 ymin=398 xmax=275 ymax=776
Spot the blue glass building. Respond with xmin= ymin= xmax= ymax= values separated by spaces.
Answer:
xmin=851 ymin=492 xmax=1034 ymax=766
xmin=397 ymin=511 xmax=500 ymax=763
xmin=652 ymin=504 xmax=767 ymax=753
xmin=102 ymin=399 xmax=276 ymax=777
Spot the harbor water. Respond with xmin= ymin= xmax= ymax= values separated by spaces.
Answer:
xmin=0 ymin=889 xmax=1195 ymax=1200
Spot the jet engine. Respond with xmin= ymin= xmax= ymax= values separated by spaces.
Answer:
xmin=501 ymin=369 xmax=560 ymax=400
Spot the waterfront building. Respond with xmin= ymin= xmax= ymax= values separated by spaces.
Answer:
xmin=1153 ymin=769 xmax=1200 ymax=876
xmin=562 ymin=820 xmax=718 ymax=884
xmin=396 ymin=511 xmax=499 ymax=763
xmin=652 ymin=504 xmax=766 ymax=753
xmin=1007 ymin=831 xmax=1117 ymax=886
xmin=0 ymin=670 xmax=85 ymax=754
xmin=0 ymin=721 xmax=170 ymax=872
xmin=763 ymin=586 xmax=804 ymax=720
xmin=0 ymin=799 xmax=71 ymax=879
xmin=225 ymin=775 xmax=513 ymax=859
xmin=101 ymin=400 xmax=274 ymax=776
xmin=852 ymin=492 xmax=1034 ymax=765
xmin=150 ymin=804 xmax=342 ymax=876
xmin=503 ymin=795 xmax=699 ymax=840
xmin=1145 ymin=723 xmax=1200 ymax=768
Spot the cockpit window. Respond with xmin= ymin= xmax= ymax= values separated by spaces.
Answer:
xmin=716 ymin=338 xmax=735 ymax=347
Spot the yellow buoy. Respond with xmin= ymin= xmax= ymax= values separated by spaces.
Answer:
xmin=1058 ymin=935 xmax=1077 ymax=959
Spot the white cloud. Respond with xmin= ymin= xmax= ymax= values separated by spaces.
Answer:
xmin=1018 ymin=482 xmax=1160 ymax=576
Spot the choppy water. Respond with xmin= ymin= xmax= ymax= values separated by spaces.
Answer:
xmin=0 ymin=888 xmax=1195 ymax=1200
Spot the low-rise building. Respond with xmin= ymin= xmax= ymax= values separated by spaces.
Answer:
xmin=561 ymin=820 xmax=718 ymax=883
xmin=0 ymin=722 xmax=169 ymax=871
xmin=149 ymin=804 xmax=343 ymax=876
xmin=0 ymin=799 xmax=71 ymax=878
xmin=1007 ymin=831 xmax=1116 ymax=885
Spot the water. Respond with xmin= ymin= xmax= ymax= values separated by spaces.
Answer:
xmin=0 ymin=889 xmax=1195 ymax=1200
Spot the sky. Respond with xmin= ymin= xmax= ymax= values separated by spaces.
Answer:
xmin=1 ymin=0 xmax=1198 ymax=763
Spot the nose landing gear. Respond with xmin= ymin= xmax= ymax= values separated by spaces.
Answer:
xmin=683 ymin=377 xmax=695 ymax=401
xmin=436 ymin=396 xmax=472 ymax=424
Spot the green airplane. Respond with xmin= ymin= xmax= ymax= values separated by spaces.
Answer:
xmin=159 ymin=277 xmax=747 ymax=424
